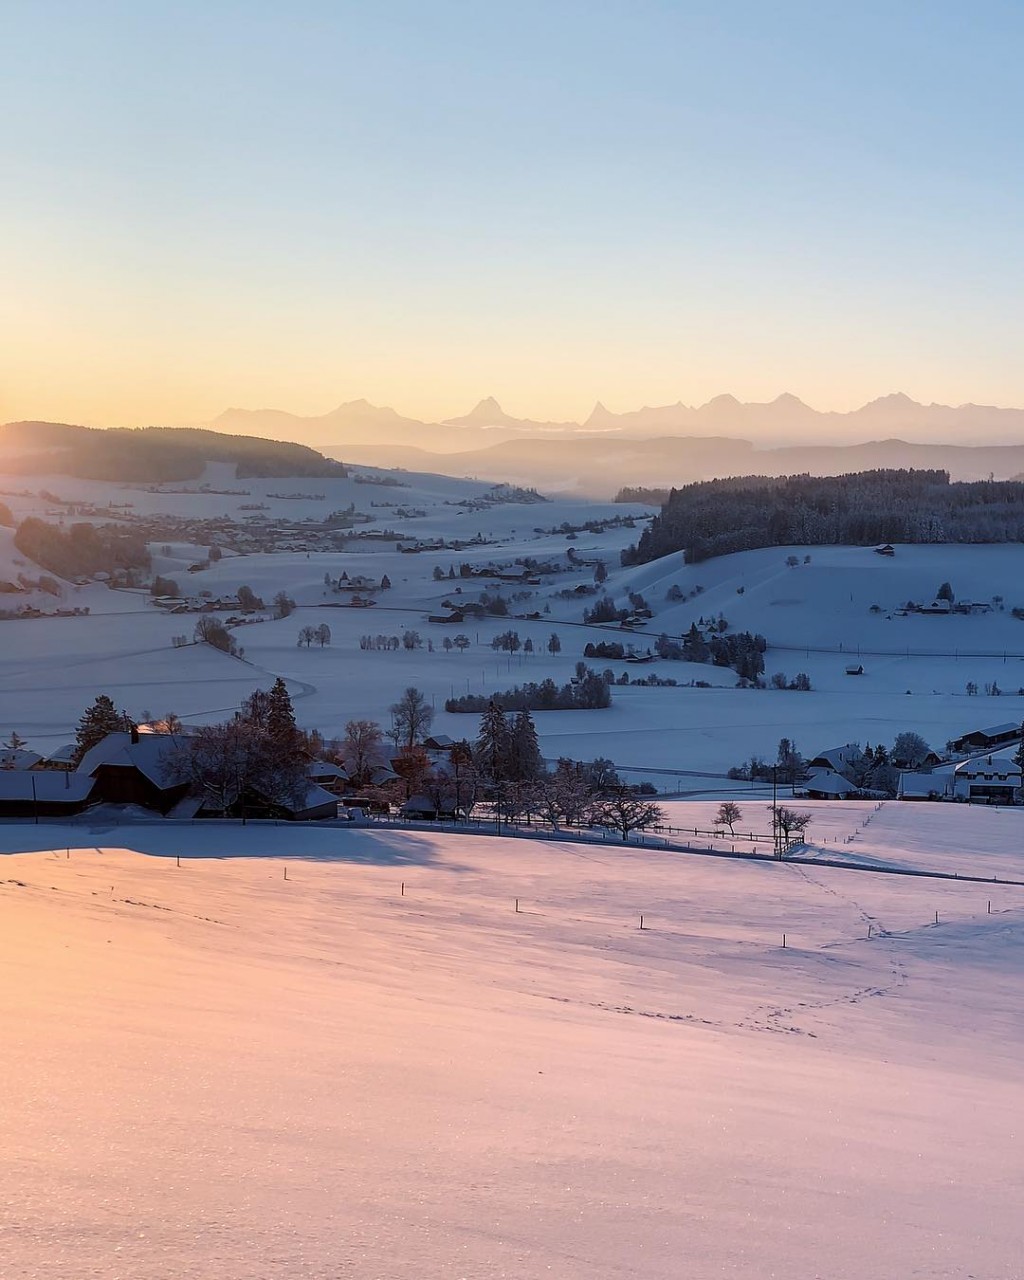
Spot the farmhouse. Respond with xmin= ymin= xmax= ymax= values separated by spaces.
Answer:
xmin=951 ymin=756 xmax=1021 ymax=805
xmin=306 ymin=760 xmax=348 ymax=796
xmin=805 ymin=770 xmax=856 ymax=800
xmin=76 ymin=729 xmax=190 ymax=813
xmin=807 ymin=744 xmax=861 ymax=775
xmin=0 ymin=771 xmax=97 ymax=818
xmin=949 ymin=723 xmax=1021 ymax=754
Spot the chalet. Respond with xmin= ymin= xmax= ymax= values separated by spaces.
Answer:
xmin=423 ymin=735 xmax=455 ymax=753
xmin=873 ymin=544 xmax=895 ymax=556
xmin=844 ymin=664 xmax=864 ymax=676
xmin=428 ymin=609 xmax=465 ymax=624
xmin=807 ymin=744 xmax=861 ymax=776
xmin=949 ymin=723 xmax=1021 ymax=754
xmin=952 ymin=755 xmax=1021 ymax=805
xmin=804 ymin=770 xmax=856 ymax=800
xmin=0 ymin=771 xmax=97 ymax=818
xmin=918 ymin=599 xmax=952 ymax=615
xmin=306 ymin=760 xmax=348 ymax=796
xmin=76 ymin=729 xmax=190 ymax=813
xmin=35 ymin=743 xmax=77 ymax=771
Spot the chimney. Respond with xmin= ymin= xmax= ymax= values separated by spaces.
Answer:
xmin=130 ymin=724 xmax=140 ymax=745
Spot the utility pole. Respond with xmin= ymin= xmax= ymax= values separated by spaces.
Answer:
xmin=772 ymin=765 xmax=780 ymax=859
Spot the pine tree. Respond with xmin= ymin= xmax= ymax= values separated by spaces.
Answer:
xmin=266 ymin=677 xmax=300 ymax=751
xmin=475 ymin=701 xmax=511 ymax=784
xmin=4 ymin=730 xmax=27 ymax=752
xmin=508 ymin=708 xmax=543 ymax=782
xmin=73 ymin=694 xmax=128 ymax=765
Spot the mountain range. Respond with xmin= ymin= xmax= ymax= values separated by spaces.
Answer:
xmin=208 ymin=393 xmax=1024 ymax=496
xmin=212 ymin=391 xmax=1024 ymax=450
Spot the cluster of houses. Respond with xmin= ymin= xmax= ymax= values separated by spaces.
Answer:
xmin=896 ymin=599 xmax=994 ymax=617
xmin=0 ymin=728 xmax=467 ymax=823
xmin=802 ymin=722 xmax=1022 ymax=805
xmin=0 ymin=730 xmax=341 ymax=821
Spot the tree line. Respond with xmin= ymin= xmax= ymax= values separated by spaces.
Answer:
xmin=623 ymin=469 xmax=1024 ymax=564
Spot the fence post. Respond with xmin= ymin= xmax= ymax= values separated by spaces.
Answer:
xmin=639 ymin=914 xmax=645 ymax=930
xmin=515 ymin=897 xmax=519 ymax=913
xmin=782 ymin=933 xmax=786 ymax=948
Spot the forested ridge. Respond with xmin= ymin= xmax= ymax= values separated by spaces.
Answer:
xmin=0 ymin=422 xmax=347 ymax=482
xmin=623 ymin=469 xmax=1024 ymax=564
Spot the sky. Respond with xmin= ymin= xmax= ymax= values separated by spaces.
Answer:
xmin=3 ymin=0 xmax=1024 ymax=429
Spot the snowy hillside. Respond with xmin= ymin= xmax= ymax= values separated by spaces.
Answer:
xmin=2 ymin=468 xmax=1023 ymax=782
xmin=1 ymin=824 xmax=1021 ymax=1278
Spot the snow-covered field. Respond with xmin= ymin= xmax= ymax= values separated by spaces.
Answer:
xmin=2 ymin=818 xmax=1022 ymax=1278
xmin=3 ymin=465 xmax=1023 ymax=778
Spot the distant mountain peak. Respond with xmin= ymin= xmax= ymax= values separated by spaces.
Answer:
xmin=584 ymin=400 xmax=616 ymax=428
xmin=860 ymin=392 xmax=920 ymax=410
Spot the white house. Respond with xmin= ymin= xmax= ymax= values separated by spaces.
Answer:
xmin=951 ymin=756 xmax=1021 ymax=805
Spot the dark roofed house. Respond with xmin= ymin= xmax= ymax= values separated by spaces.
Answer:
xmin=949 ymin=723 xmax=1021 ymax=754
xmin=77 ymin=730 xmax=190 ymax=814
xmin=0 ymin=771 xmax=97 ymax=818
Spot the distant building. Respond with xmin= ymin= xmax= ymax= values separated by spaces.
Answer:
xmin=873 ymin=544 xmax=895 ymax=556
xmin=0 ymin=748 xmax=43 ymax=771
xmin=949 ymin=723 xmax=1021 ymax=754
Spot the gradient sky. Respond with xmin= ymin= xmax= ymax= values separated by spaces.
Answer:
xmin=4 ymin=0 xmax=1024 ymax=427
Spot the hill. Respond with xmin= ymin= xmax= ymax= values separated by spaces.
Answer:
xmin=625 ymin=469 xmax=1024 ymax=564
xmin=0 ymin=422 xmax=347 ymax=483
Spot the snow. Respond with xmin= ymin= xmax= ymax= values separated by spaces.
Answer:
xmin=3 ymin=471 xmax=1023 ymax=783
xmin=2 ymin=821 xmax=1022 ymax=1277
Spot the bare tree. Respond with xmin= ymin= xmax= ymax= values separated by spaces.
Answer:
xmin=768 ymin=805 xmax=812 ymax=856
xmin=340 ymin=719 xmax=384 ymax=787
xmin=272 ymin=590 xmax=296 ymax=619
xmin=598 ymin=788 xmax=666 ymax=842
xmin=194 ymin=616 xmax=238 ymax=655
xmin=715 ymin=800 xmax=742 ymax=835
xmin=389 ymin=686 xmax=433 ymax=751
